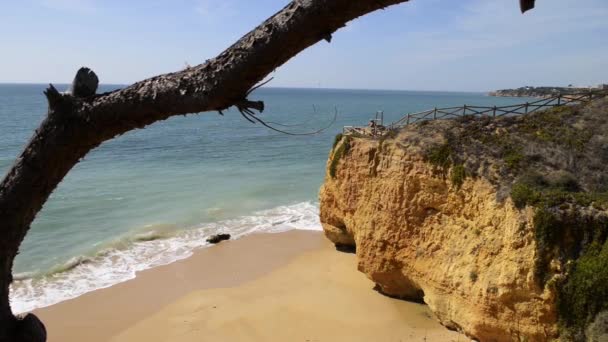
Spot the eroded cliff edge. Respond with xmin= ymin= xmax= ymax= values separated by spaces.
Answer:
xmin=320 ymin=98 xmax=608 ymax=341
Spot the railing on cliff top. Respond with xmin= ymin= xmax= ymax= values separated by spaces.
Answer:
xmin=343 ymin=90 xmax=608 ymax=137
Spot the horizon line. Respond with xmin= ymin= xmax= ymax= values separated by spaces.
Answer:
xmin=0 ymin=82 xmax=493 ymax=94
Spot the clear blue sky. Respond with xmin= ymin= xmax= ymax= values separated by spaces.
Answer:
xmin=1 ymin=0 xmax=607 ymax=91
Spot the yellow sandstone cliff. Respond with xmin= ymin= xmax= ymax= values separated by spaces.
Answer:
xmin=320 ymin=131 xmax=558 ymax=341
xmin=320 ymin=100 xmax=608 ymax=341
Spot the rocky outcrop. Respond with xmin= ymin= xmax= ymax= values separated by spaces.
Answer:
xmin=320 ymin=99 xmax=608 ymax=341
xmin=321 ymin=136 xmax=556 ymax=341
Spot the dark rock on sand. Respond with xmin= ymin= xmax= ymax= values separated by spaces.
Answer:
xmin=206 ymin=233 xmax=231 ymax=244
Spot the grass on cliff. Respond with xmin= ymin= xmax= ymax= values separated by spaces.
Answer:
xmin=425 ymin=143 xmax=468 ymax=189
xmin=450 ymin=164 xmax=466 ymax=189
xmin=413 ymin=99 xmax=608 ymax=339
xmin=510 ymin=177 xmax=608 ymax=210
xmin=509 ymin=171 xmax=608 ymax=339
xmin=519 ymin=106 xmax=593 ymax=152
xmin=558 ymin=239 xmax=608 ymax=338
xmin=503 ymin=148 xmax=525 ymax=170
xmin=426 ymin=143 xmax=452 ymax=170
xmin=528 ymin=198 xmax=608 ymax=339
xmin=456 ymin=104 xmax=595 ymax=180
xmin=330 ymin=135 xmax=351 ymax=179
xmin=502 ymin=102 xmax=607 ymax=339
xmin=332 ymin=133 xmax=343 ymax=149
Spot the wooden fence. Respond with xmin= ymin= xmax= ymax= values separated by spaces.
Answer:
xmin=391 ymin=90 xmax=608 ymax=128
xmin=342 ymin=90 xmax=608 ymax=137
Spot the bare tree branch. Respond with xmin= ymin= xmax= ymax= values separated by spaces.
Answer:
xmin=0 ymin=0 xmax=535 ymax=340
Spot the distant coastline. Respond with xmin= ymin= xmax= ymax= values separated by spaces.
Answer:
xmin=489 ymin=85 xmax=607 ymax=98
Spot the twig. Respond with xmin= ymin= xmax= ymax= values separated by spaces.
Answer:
xmin=246 ymin=77 xmax=274 ymax=96
xmin=241 ymin=106 xmax=338 ymax=136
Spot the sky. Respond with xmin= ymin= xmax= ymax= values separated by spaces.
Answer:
xmin=0 ymin=0 xmax=607 ymax=91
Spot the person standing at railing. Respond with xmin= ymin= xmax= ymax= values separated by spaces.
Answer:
xmin=368 ymin=120 xmax=377 ymax=136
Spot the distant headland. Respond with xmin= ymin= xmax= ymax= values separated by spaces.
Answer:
xmin=489 ymin=84 xmax=608 ymax=98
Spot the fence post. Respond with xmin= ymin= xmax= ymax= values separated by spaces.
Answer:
xmin=433 ymin=108 xmax=437 ymax=120
xmin=557 ymin=95 xmax=561 ymax=106
xmin=525 ymin=102 xmax=529 ymax=114
xmin=406 ymin=113 xmax=410 ymax=125
xmin=493 ymin=106 xmax=496 ymax=118
xmin=463 ymin=105 xmax=467 ymax=117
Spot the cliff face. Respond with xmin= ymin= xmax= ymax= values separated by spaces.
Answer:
xmin=320 ymin=99 xmax=608 ymax=342
xmin=321 ymin=136 xmax=556 ymax=341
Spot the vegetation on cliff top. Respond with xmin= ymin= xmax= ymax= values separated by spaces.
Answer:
xmin=338 ymin=100 xmax=607 ymax=334
xmin=424 ymin=143 xmax=467 ymax=189
xmin=511 ymin=171 xmax=608 ymax=338
xmin=413 ymin=98 xmax=608 ymax=340
xmin=323 ymin=96 xmax=607 ymax=341
xmin=426 ymin=144 xmax=452 ymax=171
xmin=519 ymin=106 xmax=593 ymax=151
xmin=492 ymin=101 xmax=607 ymax=340
xmin=558 ymin=239 xmax=608 ymax=339
xmin=510 ymin=172 xmax=608 ymax=210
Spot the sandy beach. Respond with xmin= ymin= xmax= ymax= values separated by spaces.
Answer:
xmin=34 ymin=230 xmax=464 ymax=342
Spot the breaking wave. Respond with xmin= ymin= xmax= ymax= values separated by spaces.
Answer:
xmin=10 ymin=201 xmax=321 ymax=314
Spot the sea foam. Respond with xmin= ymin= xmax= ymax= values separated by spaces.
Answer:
xmin=10 ymin=201 xmax=321 ymax=314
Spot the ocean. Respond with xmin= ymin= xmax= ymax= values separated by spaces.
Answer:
xmin=0 ymin=84 xmax=531 ymax=313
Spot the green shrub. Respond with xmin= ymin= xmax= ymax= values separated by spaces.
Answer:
xmin=332 ymin=133 xmax=343 ymax=149
xmin=510 ymin=174 xmax=606 ymax=210
xmin=510 ymin=182 xmax=540 ymax=209
xmin=532 ymin=207 xmax=560 ymax=284
xmin=550 ymin=172 xmax=581 ymax=192
xmin=504 ymin=148 xmax=525 ymax=169
xmin=450 ymin=164 xmax=466 ymax=189
xmin=533 ymin=207 xmax=561 ymax=253
xmin=534 ymin=189 xmax=608 ymax=209
xmin=520 ymin=171 xmax=549 ymax=187
xmin=529 ymin=204 xmax=608 ymax=338
xmin=426 ymin=143 xmax=452 ymax=170
xmin=329 ymin=136 xmax=351 ymax=179
xmin=558 ymin=240 xmax=608 ymax=337
xmin=520 ymin=106 xmax=592 ymax=151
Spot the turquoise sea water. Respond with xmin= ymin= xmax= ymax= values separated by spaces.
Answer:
xmin=0 ymin=84 xmax=532 ymax=312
